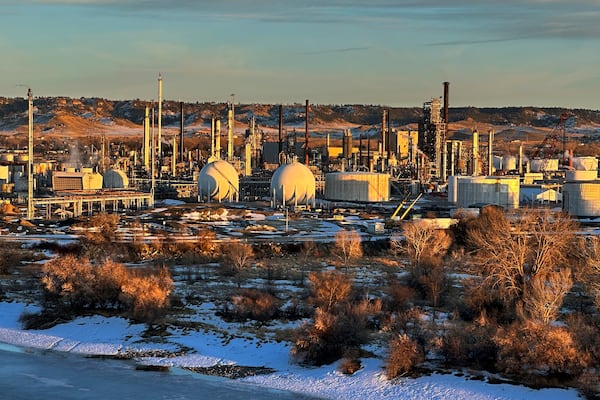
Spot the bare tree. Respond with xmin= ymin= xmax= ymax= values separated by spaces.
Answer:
xmin=468 ymin=208 xmax=576 ymax=323
xmin=400 ymin=220 xmax=452 ymax=266
xmin=222 ymin=241 xmax=254 ymax=287
xmin=308 ymin=271 xmax=353 ymax=312
xmin=332 ymin=229 xmax=363 ymax=271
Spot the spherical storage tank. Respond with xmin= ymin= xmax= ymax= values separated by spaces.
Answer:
xmin=270 ymin=162 xmax=315 ymax=206
xmin=103 ymin=169 xmax=129 ymax=189
xmin=198 ymin=160 xmax=239 ymax=202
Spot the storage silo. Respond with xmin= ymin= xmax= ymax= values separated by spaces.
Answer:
xmin=566 ymin=170 xmax=598 ymax=182
xmin=324 ymin=172 xmax=390 ymax=202
xmin=530 ymin=159 xmax=559 ymax=172
xmin=198 ymin=160 xmax=239 ymax=202
xmin=572 ymin=156 xmax=598 ymax=171
xmin=563 ymin=182 xmax=600 ymax=217
xmin=270 ymin=161 xmax=315 ymax=206
xmin=502 ymin=155 xmax=517 ymax=171
xmin=103 ymin=169 xmax=129 ymax=189
xmin=455 ymin=176 xmax=520 ymax=209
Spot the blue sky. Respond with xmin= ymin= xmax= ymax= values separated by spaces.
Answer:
xmin=1 ymin=0 xmax=599 ymax=108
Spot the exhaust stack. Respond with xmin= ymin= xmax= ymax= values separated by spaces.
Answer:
xmin=304 ymin=99 xmax=310 ymax=164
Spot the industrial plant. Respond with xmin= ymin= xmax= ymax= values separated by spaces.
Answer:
xmin=0 ymin=77 xmax=599 ymax=228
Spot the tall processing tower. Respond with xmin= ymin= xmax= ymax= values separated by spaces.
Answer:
xmin=418 ymin=97 xmax=446 ymax=181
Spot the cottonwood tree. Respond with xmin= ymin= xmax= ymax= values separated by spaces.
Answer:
xmin=467 ymin=208 xmax=576 ymax=323
xmin=308 ymin=271 xmax=353 ymax=312
xmin=399 ymin=219 xmax=452 ymax=266
xmin=332 ymin=229 xmax=363 ymax=271
xmin=222 ymin=241 xmax=254 ymax=287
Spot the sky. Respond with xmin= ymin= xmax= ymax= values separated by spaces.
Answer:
xmin=0 ymin=0 xmax=599 ymax=108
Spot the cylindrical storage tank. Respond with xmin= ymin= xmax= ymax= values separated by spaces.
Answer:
xmin=16 ymin=154 xmax=29 ymax=163
xmin=456 ymin=176 xmax=520 ymax=209
xmin=493 ymin=156 xmax=503 ymax=172
xmin=563 ymin=182 xmax=600 ymax=217
xmin=103 ymin=169 xmax=129 ymax=189
xmin=572 ymin=157 xmax=598 ymax=171
xmin=84 ymin=172 xmax=103 ymax=190
xmin=198 ymin=160 xmax=239 ymax=202
xmin=324 ymin=172 xmax=390 ymax=202
xmin=566 ymin=170 xmax=598 ymax=182
xmin=530 ymin=159 xmax=559 ymax=172
xmin=448 ymin=175 xmax=458 ymax=204
xmin=271 ymin=162 xmax=316 ymax=205
xmin=502 ymin=155 xmax=517 ymax=171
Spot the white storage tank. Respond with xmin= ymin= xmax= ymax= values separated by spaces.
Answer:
xmin=502 ymin=155 xmax=517 ymax=171
xmin=572 ymin=156 xmax=598 ymax=171
xmin=270 ymin=161 xmax=315 ymax=206
xmin=325 ymin=172 xmax=390 ymax=202
xmin=530 ymin=159 xmax=559 ymax=172
xmin=493 ymin=156 xmax=503 ymax=172
xmin=566 ymin=170 xmax=598 ymax=182
xmin=198 ymin=160 xmax=239 ymax=202
xmin=103 ymin=169 xmax=129 ymax=189
xmin=448 ymin=175 xmax=458 ymax=204
xmin=563 ymin=182 xmax=600 ymax=217
xmin=455 ymin=176 xmax=520 ymax=209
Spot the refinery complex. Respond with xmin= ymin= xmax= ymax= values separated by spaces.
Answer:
xmin=1 ymin=78 xmax=599 ymax=224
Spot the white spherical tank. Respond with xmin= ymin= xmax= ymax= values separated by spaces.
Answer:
xmin=103 ymin=169 xmax=129 ymax=189
xmin=198 ymin=160 xmax=239 ymax=202
xmin=270 ymin=162 xmax=315 ymax=205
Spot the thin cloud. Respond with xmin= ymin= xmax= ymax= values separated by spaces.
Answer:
xmin=298 ymin=47 xmax=371 ymax=55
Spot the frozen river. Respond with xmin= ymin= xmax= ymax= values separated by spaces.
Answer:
xmin=0 ymin=345 xmax=319 ymax=400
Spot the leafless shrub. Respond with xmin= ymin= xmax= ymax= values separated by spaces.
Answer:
xmin=521 ymin=268 xmax=573 ymax=324
xmin=332 ymin=229 xmax=363 ymax=271
xmin=338 ymin=357 xmax=362 ymax=375
xmin=385 ymin=334 xmax=424 ymax=379
xmin=308 ymin=271 xmax=353 ymax=312
xmin=227 ymin=288 xmax=281 ymax=322
xmin=383 ymin=277 xmax=415 ymax=312
xmin=441 ymin=322 xmax=498 ymax=370
xmin=494 ymin=321 xmax=589 ymax=377
xmin=120 ymin=266 xmax=173 ymax=322
xmin=221 ymin=241 xmax=254 ymax=287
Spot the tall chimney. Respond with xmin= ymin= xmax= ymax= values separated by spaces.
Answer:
xmin=443 ymin=81 xmax=449 ymax=126
xmin=304 ymin=99 xmax=310 ymax=164
xmin=27 ymin=88 xmax=34 ymax=220
xmin=157 ymin=73 xmax=163 ymax=160
xmin=381 ymin=109 xmax=387 ymax=161
xmin=472 ymin=129 xmax=479 ymax=176
xmin=179 ymin=101 xmax=185 ymax=163
xmin=210 ymin=116 xmax=215 ymax=159
xmin=143 ymin=106 xmax=150 ymax=170
xmin=227 ymin=108 xmax=233 ymax=160
xmin=487 ymin=129 xmax=494 ymax=176
xmin=278 ymin=104 xmax=283 ymax=157
xmin=216 ymin=119 xmax=221 ymax=159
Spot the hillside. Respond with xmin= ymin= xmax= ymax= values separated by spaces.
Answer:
xmin=1 ymin=96 xmax=599 ymax=145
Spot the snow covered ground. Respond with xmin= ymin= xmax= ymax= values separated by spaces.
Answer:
xmin=0 ymin=301 xmax=582 ymax=400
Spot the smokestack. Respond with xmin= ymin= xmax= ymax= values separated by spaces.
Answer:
xmin=278 ymin=104 xmax=283 ymax=157
xmin=227 ymin=109 xmax=233 ymax=160
xmin=304 ymin=99 xmax=309 ymax=165
xmin=518 ymin=144 xmax=523 ymax=175
xmin=210 ymin=116 xmax=215 ymax=159
xmin=472 ymin=129 xmax=479 ymax=176
xmin=179 ymin=101 xmax=184 ymax=163
xmin=228 ymin=95 xmax=234 ymax=161
xmin=157 ymin=73 xmax=163 ymax=160
xmin=381 ymin=109 xmax=387 ymax=162
xmin=143 ymin=106 xmax=150 ymax=170
xmin=172 ymin=137 xmax=177 ymax=176
xmin=487 ymin=129 xmax=494 ymax=176
xmin=387 ymin=111 xmax=391 ymax=161
xmin=443 ymin=81 xmax=449 ymax=126
xmin=216 ymin=119 xmax=221 ymax=159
